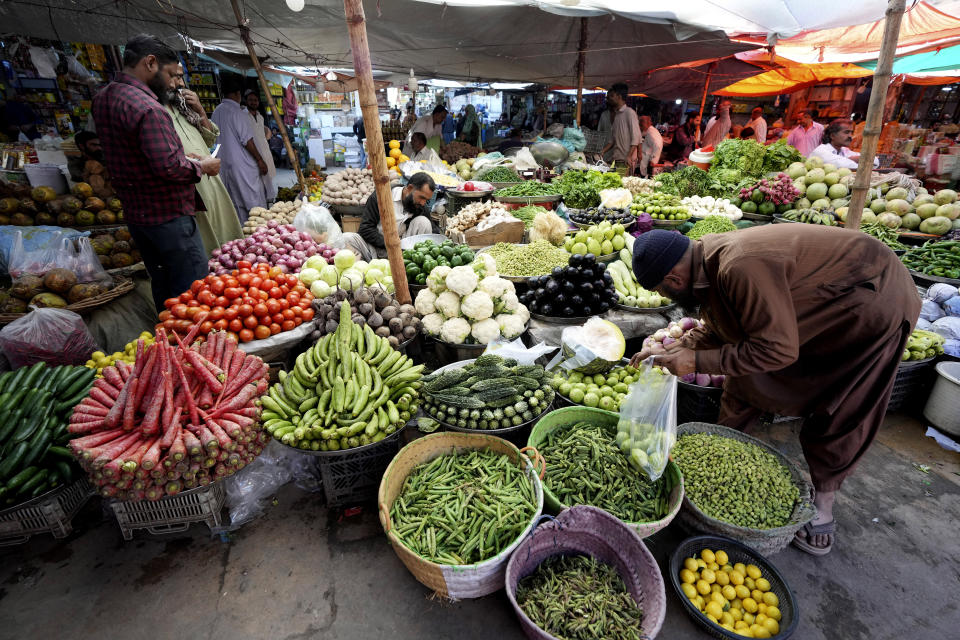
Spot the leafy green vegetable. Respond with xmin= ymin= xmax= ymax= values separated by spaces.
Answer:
xmin=709 ymin=139 xmax=766 ymax=183
xmin=653 ymin=166 xmax=709 ymax=198
xmin=552 ymin=170 xmax=623 ymax=209
xmin=762 ymin=139 xmax=803 ymax=174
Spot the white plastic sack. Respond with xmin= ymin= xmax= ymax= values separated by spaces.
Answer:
xmin=293 ymin=199 xmax=341 ymax=245
xmin=512 ymin=148 xmax=540 ymax=171
xmin=483 ymin=336 xmax=557 ymax=365
xmin=931 ymin=316 xmax=960 ymax=341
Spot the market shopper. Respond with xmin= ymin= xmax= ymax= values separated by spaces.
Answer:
xmin=787 ymin=109 xmax=824 ymax=156
xmin=164 ymin=64 xmax=243 ymax=255
xmin=700 ymin=100 xmax=732 ymax=148
xmin=628 ymin=226 xmax=920 ymax=556
xmin=244 ymin=89 xmax=277 ymax=201
xmin=745 ymin=106 xmax=768 ymax=143
xmin=456 ymin=104 xmax=483 ymax=148
xmin=340 ymin=172 xmax=436 ymax=261
xmin=404 ymin=105 xmax=447 ymax=156
xmin=638 ymin=115 xmax=662 ymax=177
xmin=92 ymin=34 xmax=218 ymax=311
xmin=664 ymin=114 xmax=700 ymax=162
xmin=211 ymin=76 xmax=269 ymax=222
xmin=601 ymin=83 xmax=641 ymax=172
xmin=408 ymin=132 xmax=441 ymax=164
xmin=597 ymin=101 xmax=617 ymax=163
xmin=67 ymin=130 xmax=103 ymax=182
xmin=810 ymin=118 xmax=878 ymax=170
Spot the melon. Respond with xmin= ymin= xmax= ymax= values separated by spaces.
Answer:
xmin=836 ymin=206 xmax=849 ymax=221
xmin=870 ymin=198 xmax=887 ymax=214
xmin=913 ymin=194 xmax=935 ymax=207
xmin=879 ymin=182 xmax=890 ymax=194
xmin=75 ymin=210 xmax=96 ymax=226
xmin=901 ymin=213 xmax=921 ymax=230
xmin=805 ymin=168 xmax=826 ymax=185
xmin=787 ymin=162 xmax=807 ymax=179
xmin=830 ymin=198 xmax=848 ymax=210
xmin=861 ymin=210 xmax=877 ymax=224
xmin=919 ymin=216 xmax=952 ymax=235
xmin=31 ymin=186 xmax=56 ymax=203
xmin=805 ymin=156 xmax=824 ymax=170
xmin=62 ymin=196 xmax=82 ymax=213
xmin=885 ymin=199 xmax=912 ymax=216
xmin=916 ymin=203 xmax=939 ymax=219
xmin=886 ymin=187 xmax=909 ymax=201
xmin=877 ymin=212 xmax=902 ymax=229
xmin=828 ymin=183 xmax=849 ymax=199
xmin=793 ymin=180 xmax=807 ymax=196
xmin=934 ymin=189 xmax=957 ymax=205
xmin=811 ymin=198 xmax=831 ymax=210
xmin=806 ymin=183 xmax=828 ymax=200
xmin=795 ymin=197 xmax=811 ymax=210
xmin=71 ymin=182 xmax=93 ymax=199
xmin=936 ymin=203 xmax=959 ymax=220
xmin=837 ymin=168 xmax=852 ymax=177
xmin=823 ymin=172 xmax=839 ymax=187
xmin=822 ymin=163 xmax=837 ymax=173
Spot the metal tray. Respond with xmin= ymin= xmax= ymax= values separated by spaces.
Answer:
xmin=651 ymin=218 xmax=689 ymax=227
xmin=273 ymin=421 xmax=409 ymax=458
xmin=739 ymin=211 xmax=775 ymax=222
xmin=615 ymin=302 xmax=677 ymax=314
xmin=571 ymin=218 xmax=635 ymax=231
xmin=438 ymin=404 xmax=552 ymax=436
xmin=530 ymin=311 xmax=602 ymax=324
xmin=474 ymin=245 xmax=562 ymax=283
xmin=494 ymin=194 xmax=562 ymax=204
xmin=446 ymin=189 xmax=495 ymax=198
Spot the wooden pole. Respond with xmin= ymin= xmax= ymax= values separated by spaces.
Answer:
xmin=230 ymin=0 xmax=307 ymax=195
xmin=847 ymin=0 xmax=907 ymax=230
xmin=574 ymin=17 xmax=588 ymax=126
xmin=907 ymin=86 xmax=927 ymax=125
xmin=343 ymin=0 xmax=411 ymax=305
xmin=695 ymin=63 xmax=715 ymax=144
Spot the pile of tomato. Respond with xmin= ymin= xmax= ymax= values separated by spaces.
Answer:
xmin=158 ymin=261 xmax=316 ymax=343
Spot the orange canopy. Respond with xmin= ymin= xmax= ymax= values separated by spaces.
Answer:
xmin=714 ymin=63 xmax=872 ymax=97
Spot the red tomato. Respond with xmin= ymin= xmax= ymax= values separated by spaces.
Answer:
xmin=197 ymin=290 xmax=216 ymax=306
xmin=281 ymin=308 xmax=295 ymax=321
xmin=301 ymin=308 xmax=315 ymax=321
xmin=237 ymin=261 xmax=252 ymax=270
xmin=286 ymin=292 xmax=301 ymax=306
xmin=175 ymin=319 xmax=193 ymax=333
xmin=164 ymin=297 xmax=179 ymax=309
xmin=269 ymin=322 xmax=282 ymax=335
xmin=248 ymin=287 xmax=262 ymax=299
xmin=209 ymin=307 xmax=225 ymax=321
xmin=285 ymin=274 xmax=299 ymax=288
xmin=281 ymin=320 xmax=296 ymax=332
xmin=224 ymin=277 xmax=239 ymax=289
xmin=254 ymin=325 xmax=271 ymax=340
xmin=228 ymin=318 xmax=243 ymax=333
xmin=238 ymin=328 xmax=254 ymax=343
xmin=268 ymin=312 xmax=282 ymax=324
xmin=250 ymin=276 xmax=264 ymax=290
xmin=214 ymin=296 xmax=229 ymax=308
xmin=253 ymin=303 xmax=269 ymax=318
xmin=190 ymin=279 xmax=204 ymax=293
xmin=224 ymin=287 xmax=244 ymax=300
xmin=158 ymin=310 xmax=172 ymax=322
xmin=242 ymin=315 xmax=259 ymax=330
xmin=241 ymin=296 xmax=257 ymax=307
xmin=259 ymin=290 xmax=269 ymax=301
xmin=209 ymin=278 xmax=226 ymax=295
xmin=279 ymin=298 xmax=290 ymax=310
xmin=212 ymin=319 xmax=229 ymax=331
xmin=266 ymin=299 xmax=282 ymax=315
xmin=226 ymin=331 xmax=239 ymax=343
xmin=171 ymin=303 xmax=189 ymax=319
xmin=290 ymin=305 xmax=304 ymax=317
xmin=178 ymin=291 xmax=194 ymax=304
xmin=224 ymin=306 xmax=239 ymax=321
xmin=162 ymin=318 xmax=176 ymax=331
xmin=269 ymin=287 xmax=284 ymax=299
xmin=279 ymin=285 xmax=290 ymax=296
xmin=236 ymin=273 xmax=253 ymax=287
xmin=199 ymin=320 xmax=214 ymax=335
xmin=238 ymin=304 xmax=254 ymax=317
xmin=268 ymin=266 xmax=282 ymax=279
xmin=185 ymin=306 xmax=202 ymax=320
xmin=293 ymin=317 xmax=303 ymax=327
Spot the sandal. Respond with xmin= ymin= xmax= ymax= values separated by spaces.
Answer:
xmin=792 ymin=520 xmax=835 ymax=556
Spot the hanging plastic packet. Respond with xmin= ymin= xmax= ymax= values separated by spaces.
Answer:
xmin=615 ymin=356 xmax=678 ymax=481
xmin=483 ymin=335 xmax=557 ymax=366
xmin=546 ymin=317 xmax=625 ymax=374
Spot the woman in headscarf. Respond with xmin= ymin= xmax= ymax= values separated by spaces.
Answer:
xmin=456 ymin=104 xmax=482 ymax=148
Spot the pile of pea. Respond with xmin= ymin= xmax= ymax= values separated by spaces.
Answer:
xmin=671 ymin=433 xmax=799 ymax=529
xmin=402 ymin=239 xmax=474 ymax=285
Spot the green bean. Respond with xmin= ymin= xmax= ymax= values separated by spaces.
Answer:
xmin=493 ymin=181 xmax=560 ymax=197
xmin=389 ymin=448 xmax=536 ymax=565
xmin=516 ymin=555 xmax=646 ymax=640
xmin=479 ymin=166 xmax=522 ymax=183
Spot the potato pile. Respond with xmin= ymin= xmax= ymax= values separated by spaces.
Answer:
xmin=322 ymin=168 xmax=375 ymax=207
xmin=244 ymin=199 xmax=303 ymax=236
xmin=446 ymin=201 xmax=512 ymax=233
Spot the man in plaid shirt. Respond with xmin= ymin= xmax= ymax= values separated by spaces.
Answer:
xmin=93 ymin=34 xmax=220 ymax=311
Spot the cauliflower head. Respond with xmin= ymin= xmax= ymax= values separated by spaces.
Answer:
xmin=435 ymin=290 xmax=461 ymax=318
xmin=427 ymin=265 xmax=452 ymax=294
xmin=471 ymin=253 xmax=498 ymax=279
xmin=461 ymin=290 xmax=494 ymax=321
xmin=445 ymin=265 xmax=479 ymax=296
xmin=494 ymin=290 xmax=519 ymax=314
xmin=421 ymin=313 xmax=444 ymax=336
xmin=440 ymin=317 xmax=471 ymax=344
xmin=479 ymin=275 xmax=512 ymax=300
xmin=514 ymin=303 xmax=530 ymax=325
xmin=414 ymin=289 xmax=438 ymax=316
xmin=496 ymin=313 xmax=526 ymax=339
xmin=470 ymin=318 xmax=501 ymax=345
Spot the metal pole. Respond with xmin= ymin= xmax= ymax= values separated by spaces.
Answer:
xmin=575 ymin=17 xmax=588 ymax=126
xmin=343 ymin=0 xmax=411 ymax=305
xmin=847 ymin=0 xmax=907 ymax=230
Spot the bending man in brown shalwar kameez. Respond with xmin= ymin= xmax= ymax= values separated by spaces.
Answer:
xmin=629 ymin=226 xmax=920 ymax=555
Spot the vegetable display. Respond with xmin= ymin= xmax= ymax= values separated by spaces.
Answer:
xmin=761 ymin=138 xmax=803 ymax=174
xmin=520 ymin=254 xmax=617 ymax=318
xmin=264 ymin=302 xmax=422 ymax=452
xmin=478 ymin=166 xmax=522 ymax=183
xmin=622 ymin=176 xmax=657 ymax=196
xmin=901 ymin=241 xmax=960 ymax=279
xmin=311 ymin=287 xmax=419 ymax=348
xmin=440 ymin=141 xmax=481 ymax=163
xmin=494 ymin=181 xmax=561 ymax=197
xmin=682 ymin=195 xmax=743 ymax=220
xmin=779 ymin=209 xmax=838 ymax=226
xmin=210 ymin=223 xmax=324 ymax=274
xmin=484 ymin=240 xmax=570 ymax=277
xmin=517 ymin=555 xmax=646 ymax=640
xmin=672 ymin=433 xmax=800 ymax=529
xmin=160 ymin=262 xmax=314 ymax=344
xmin=416 ymin=261 xmax=529 ymax=344
xmin=445 ymin=200 xmax=513 ymax=234
xmin=86 ymin=331 xmax=156 ymax=375
xmin=903 ymin=328 xmax=945 ymax=361
xmin=421 ymin=354 xmax=554 ymax=429
xmin=0 ymin=363 xmax=96 ymax=505
xmin=654 ymin=165 xmax=710 ymax=198
xmin=738 ymin=173 xmax=801 ymax=211
xmin=629 ymin=192 xmax=690 ymax=221
xmin=678 ymin=548 xmax=783 ymax=636
xmin=528 ymin=210 xmax=569 ymax=246
xmin=243 ymin=199 xmax=302 ymax=237
xmin=708 ymin=139 xmax=767 ymax=188
xmin=402 ymin=239 xmax=474 ymax=284
xmin=552 ymin=170 xmax=623 ymax=209
xmin=321 ymin=168 xmax=374 ymax=207
xmin=510 ymin=205 xmax=551 ymax=228
xmin=608 ymin=249 xmax=671 ymax=309
xmin=68 ymin=328 xmax=271 ymax=501
xmin=685 ymin=216 xmax=738 ymax=240
xmin=389 ymin=447 xmax=537 ymax=565
xmin=859 ymin=222 xmax=907 ymax=250
xmin=539 ymin=420 xmax=671 ymax=521
xmin=569 ymin=207 xmax=634 ymax=227
xmin=549 ymin=363 xmax=639 ymax=412
xmin=300 ymin=249 xmax=393 ymax=300
xmin=642 ymin=317 xmax=703 ymax=353
xmin=777 ymin=158 xmax=853 ymax=218
xmin=564 ymin=221 xmax=629 ymax=257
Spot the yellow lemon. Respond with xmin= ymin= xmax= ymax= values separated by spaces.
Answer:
xmin=721 ymin=612 xmax=734 ymax=626
xmin=763 ymin=592 xmax=779 ymax=608
xmin=722 ymin=585 xmax=737 ymax=601
xmin=751 ymin=624 xmax=771 ymax=638
xmin=745 ymin=577 xmax=756 ymax=590
xmin=681 ymin=583 xmax=697 ymax=599
xmin=722 ymin=623 xmax=735 ymax=632
xmin=399 ymin=154 xmax=409 ymax=163
xmin=755 ymin=613 xmax=768 ymax=626
xmin=757 ymin=603 xmax=767 ymax=616
xmin=389 ymin=148 xmax=402 ymax=159
xmin=680 ymin=569 xmax=697 ymax=584
xmin=755 ymin=578 xmax=771 ymax=592
xmin=716 ymin=571 xmax=730 ymax=586
xmin=701 ymin=549 xmax=717 ymax=564
xmin=735 ymin=628 xmax=754 ymax=638
xmin=735 ymin=585 xmax=751 ymax=600
xmin=730 ymin=571 xmax=745 ymax=586
xmin=734 ymin=562 xmax=747 ymax=574
xmin=766 ymin=606 xmax=781 ymax=622
xmin=712 ymin=584 xmax=722 ymax=594
xmin=764 ymin=618 xmax=780 ymax=635
xmin=694 ymin=595 xmax=706 ymax=610
xmin=708 ymin=562 xmax=720 ymax=571
xmin=92 ymin=351 xmax=105 ymax=359
xmin=752 ymin=589 xmax=765 ymax=603
xmin=684 ymin=557 xmax=699 ymax=572
xmin=730 ymin=608 xmax=743 ymax=622
xmin=735 ymin=620 xmax=749 ymax=631
xmin=697 ymin=559 xmax=707 ymax=569
xmin=707 ymin=613 xmax=719 ymax=624
xmin=742 ymin=597 xmax=759 ymax=614
xmin=715 ymin=550 xmax=729 ymax=565
xmin=711 ymin=592 xmax=727 ymax=606
xmin=743 ymin=612 xmax=756 ymax=626
xmin=705 ymin=601 xmax=724 ymax=619
xmin=388 ymin=140 xmax=400 ymax=149
xmin=696 ymin=580 xmax=711 ymax=596
xmin=701 ymin=569 xmax=716 ymax=584
xmin=746 ymin=565 xmax=762 ymax=580
xmin=722 ymin=564 xmax=735 ymax=573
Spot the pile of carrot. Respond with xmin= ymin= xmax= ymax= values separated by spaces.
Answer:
xmin=67 ymin=322 xmax=270 ymax=501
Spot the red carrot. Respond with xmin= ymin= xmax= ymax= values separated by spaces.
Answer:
xmin=90 ymin=386 xmax=117 ymax=408
xmin=227 ymin=349 xmax=246 ymax=382
xmin=197 ymin=385 xmax=213 ymax=410
xmin=140 ymin=370 xmax=167 ymax=435
xmin=122 ymin=378 xmax=139 ymax=431
xmin=100 ymin=484 xmax=118 ymax=498
xmin=182 ymin=429 xmax=203 ymax=457
xmin=182 ymin=311 xmax=209 ymax=347
xmin=70 ymin=413 xmax=105 ymax=424
xmin=123 ymin=438 xmax=154 ymax=473
xmin=159 ymin=406 xmax=183 ymax=450
xmin=68 ymin=428 xmax=126 ymax=450
xmin=73 ymin=404 xmax=110 ymax=417
xmin=221 ymin=412 xmax=257 ymax=429
xmin=175 ymin=333 xmax=223 ymax=393
xmin=92 ymin=379 xmax=119 ymax=402
xmin=216 ymin=418 xmax=242 ymax=439
xmin=132 ymin=344 xmax=158 ymax=410
xmin=255 ymin=378 xmax=268 ymax=394
xmin=212 ymin=332 xmax=226 ymax=370
xmin=145 ymin=485 xmax=164 ymax=501
xmin=79 ymin=396 xmax=109 ymax=410
xmin=170 ymin=343 xmax=200 ymax=426
xmin=220 ymin=334 xmax=238 ymax=370
xmin=104 ymin=365 xmax=139 ymax=429
xmin=220 ymin=357 xmax=265 ymax=398
xmin=101 ymin=436 xmax=145 ymax=476
xmin=199 ymin=425 xmax=219 ymax=451
xmin=133 ymin=338 xmax=146 ymax=373
xmin=207 ymin=383 xmax=260 ymax=418
xmin=141 ymin=437 xmax=163 ymax=470
xmin=102 ymin=365 xmax=124 ymax=390
xmin=68 ymin=419 xmax=107 ymax=434
xmin=116 ymin=360 xmax=132 ymax=382
xmin=169 ymin=428 xmax=187 ymax=461
xmin=205 ymin=419 xmax=235 ymax=450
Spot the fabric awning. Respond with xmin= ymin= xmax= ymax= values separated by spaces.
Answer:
xmin=857 ymin=43 xmax=960 ymax=74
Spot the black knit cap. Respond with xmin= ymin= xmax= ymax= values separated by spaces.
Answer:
xmin=631 ymin=230 xmax=691 ymax=290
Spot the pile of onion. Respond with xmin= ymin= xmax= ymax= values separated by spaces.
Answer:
xmin=209 ymin=222 xmax=331 ymax=274
xmin=643 ymin=317 xmax=725 ymax=387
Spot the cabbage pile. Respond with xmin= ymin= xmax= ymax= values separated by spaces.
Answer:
xmin=297 ymin=249 xmax=393 ymax=300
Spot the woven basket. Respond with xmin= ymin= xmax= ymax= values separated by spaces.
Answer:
xmin=377 ymin=431 xmax=544 ymax=599
xmin=505 ymin=506 xmax=666 ymax=640
xmin=886 ymin=357 xmax=937 ymax=414
xmin=676 ymin=381 xmax=723 ymax=424
xmin=0 ymin=275 xmax=135 ymax=326
xmin=669 ymin=535 xmax=800 ymax=639
xmin=527 ymin=406 xmax=684 ymax=539
xmin=673 ymin=422 xmax=815 ymax=555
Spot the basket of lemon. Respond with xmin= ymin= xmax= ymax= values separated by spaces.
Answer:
xmin=85 ymin=331 xmax=155 ymax=375
xmin=670 ymin=535 xmax=799 ymax=639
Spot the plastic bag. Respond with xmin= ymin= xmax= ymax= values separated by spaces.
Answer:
xmin=932 ymin=316 xmax=960 ymax=341
xmin=920 ymin=299 xmax=946 ymax=323
xmin=945 ymin=339 xmax=960 ymax=357
xmin=513 ymin=147 xmax=540 ymax=171
xmin=546 ymin=318 xmax=624 ymax=373
xmin=0 ymin=308 xmax=98 ymax=368
xmin=293 ymin=199 xmax=342 ymax=245
xmin=8 ymin=232 xmax=111 ymax=287
xmin=599 ymin=188 xmax=633 ymax=210
xmin=483 ymin=336 xmax=557 ymax=365
xmin=0 ymin=225 xmax=89 ymax=274
xmin=925 ymin=283 xmax=959 ymax=305
xmin=563 ymin=125 xmax=587 ymax=152
xmin=944 ymin=296 xmax=960 ymax=317
xmin=72 ymin=236 xmax=112 ymax=287
xmin=615 ymin=358 xmax=677 ymax=481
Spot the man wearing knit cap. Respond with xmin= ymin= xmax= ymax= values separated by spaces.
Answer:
xmin=629 ymin=226 xmax=919 ymax=557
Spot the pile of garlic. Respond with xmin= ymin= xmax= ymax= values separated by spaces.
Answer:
xmin=445 ymin=201 xmax=512 ymax=233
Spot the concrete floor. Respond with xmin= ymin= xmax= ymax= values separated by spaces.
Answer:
xmin=2 ymin=413 xmax=958 ymax=640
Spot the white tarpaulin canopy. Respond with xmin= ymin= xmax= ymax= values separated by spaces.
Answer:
xmin=0 ymin=0 xmax=750 ymax=85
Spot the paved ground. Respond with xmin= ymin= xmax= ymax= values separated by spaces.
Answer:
xmin=1 ymin=413 xmax=958 ymax=640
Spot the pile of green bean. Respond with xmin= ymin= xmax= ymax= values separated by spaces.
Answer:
xmin=480 ymin=166 xmax=522 ymax=183
xmin=539 ymin=422 xmax=670 ymax=523
xmin=860 ymin=222 xmax=908 ymax=251
xmin=389 ymin=448 xmax=537 ymax=565
xmin=671 ymin=433 xmax=800 ymax=529
xmin=494 ymin=181 xmax=561 ymax=197
xmin=900 ymin=240 xmax=960 ymax=279
xmin=516 ymin=555 xmax=646 ymax=640
xmin=510 ymin=205 xmax=551 ymax=228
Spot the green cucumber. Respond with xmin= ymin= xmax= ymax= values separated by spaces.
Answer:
xmin=20 ymin=362 xmax=47 ymax=389
xmin=54 ymin=461 xmax=74 ymax=484
xmin=0 ymin=370 xmax=13 ymax=394
xmin=5 ymin=465 xmax=38 ymax=493
xmin=46 ymin=445 xmax=74 ymax=461
xmin=39 ymin=365 xmax=66 ymax=392
xmin=16 ymin=468 xmax=48 ymax=497
xmin=0 ymin=441 xmax=28 ymax=480
xmin=0 ymin=408 xmax=22 ymax=445
xmin=30 ymin=480 xmax=52 ymax=498
xmin=21 ymin=428 xmax=52 ymax=469
xmin=58 ymin=367 xmax=95 ymax=400
xmin=3 ymin=366 xmax=28 ymax=396
xmin=54 ymin=367 xmax=87 ymax=396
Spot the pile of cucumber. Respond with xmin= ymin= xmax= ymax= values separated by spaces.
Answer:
xmin=0 ymin=362 xmax=96 ymax=506
xmin=421 ymin=354 xmax=555 ymax=430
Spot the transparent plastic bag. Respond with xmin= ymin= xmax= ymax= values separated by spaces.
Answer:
xmin=563 ymin=125 xmax=587 ymax=152
xmin=224 ymin=441 xmax=293 ymax=529
xmin=0 ymin=307 xmax=99 ymax=368
xmin=72 ymin=236 xmax=112 ymax=287
xmin=8 ymin=231 xmax=111 ymax=287
xmin=483 ymin=336 xmax=557 ymax=365
xmin=293 ymin=199 xmax=342 ymax=245
xmin=615 ymin=358 xmax=677 ymax=481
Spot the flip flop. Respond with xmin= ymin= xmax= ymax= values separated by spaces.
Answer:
xmin=792 ymin=520 xmax=835 ymax=556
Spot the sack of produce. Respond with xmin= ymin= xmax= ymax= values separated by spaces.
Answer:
xmin=293 ymin=200 xmax=341 ymax=246
xmin=615 ymin=358 xmax=677 ymax=481
xmin=0 ymin=307 xmax=98 ymax=368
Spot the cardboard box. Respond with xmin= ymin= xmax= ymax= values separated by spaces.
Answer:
xmin=453 ymin=219 xmax=525 ymax=248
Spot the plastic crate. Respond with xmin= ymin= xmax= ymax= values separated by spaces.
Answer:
xmin=0 ymin=478 xmax=93 ymax=546
xmin=318 ymin=437 xmax=402 ymax=507
xmin=677 ymin=381 xmax=724 ymax=424
xmin=110 ymin=481 xmax=226 ymax=540
xmin=886 ymin=358 xmax=937 ymax=414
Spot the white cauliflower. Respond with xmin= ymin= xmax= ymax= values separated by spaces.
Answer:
xmin=479 ymin=275 xmax=512 ymax=300
xmin=472 ymin=253 xmax=498 ymax=279
xmin=470 ymin=318 xmax=502 ymax=344
xmin=494 ymin=290 xmax=519 ymax=314
xmin=421 ymin=312 xmax=444 ymax=335
xmin=514 ymin=303 xmax=530 ymax=324
xmin=440 ymin=317 xmax=471 ymax=344
xmin=435 ymin=290 xmax=462 ymax=318
xmin=496 ymin=313 xmax=526 ymax=339
xmin=445 ymin=265 xmax=479 ymax=296
xmin=427 ymin=265 xmax=451 ymax=294
xmin=414 ymin=289 xmax=438 ymax=315
xmin=461 ymin=290 xmax=494 ymax=321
